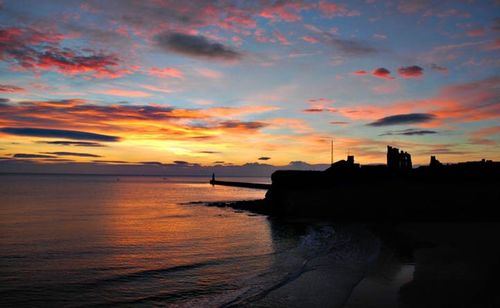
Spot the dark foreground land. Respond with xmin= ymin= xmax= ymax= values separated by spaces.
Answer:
xmin=203 ymin=150 xmax=500 ymax=307
xmin=202 ymin=199 xmax=500 ymax=307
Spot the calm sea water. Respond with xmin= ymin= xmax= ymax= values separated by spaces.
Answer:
xmin=0 ymin=175 xmax=396 ymax=307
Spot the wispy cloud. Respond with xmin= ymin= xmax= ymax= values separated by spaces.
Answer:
xmin=40 ymin=141 xmax=105 ymax=147
xmin=380 ymin=128 xmax=437 ymax=136
xmin=97 ymin=89 xmax=152 ymax=97
xmin=1 ymin=127 xmax=120 ymax=141
xmin=0 ymin=84 xmax=24 ymax=92
xmin=155 ymin=32 xmax=242 ymax=60
xmin=41 ymin=152 xmax=101 ymax=157
xmin=368 ymin=113 xmax=436 ymax=126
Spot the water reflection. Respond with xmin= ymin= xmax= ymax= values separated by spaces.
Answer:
xmin=2 ymin=175 xmax=497 ymax=307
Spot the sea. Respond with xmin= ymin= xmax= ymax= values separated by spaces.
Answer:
xmin=0 ymin=174 xmax=412 ymax=307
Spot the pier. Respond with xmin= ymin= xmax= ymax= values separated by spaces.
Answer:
xmin=209 ymin=175 xmax=271 ymax=190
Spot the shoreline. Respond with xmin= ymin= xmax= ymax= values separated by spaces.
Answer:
xmin=200 ymin=200 xmax=500 ymax=307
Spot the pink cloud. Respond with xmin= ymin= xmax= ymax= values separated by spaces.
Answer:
xmin=140 ymin=84 xmax=173 ymax=94
xmin=258 ymin=2 xmax=312 ymax=22
xmin=148 ymin=67 xmax=184 ymax=79
xmin=98 ymin=89 xmax=152 ymax=98
xmin=195 ymin=68 xmax=223 ymax=79
xmin=482 ymin=39 xmax=500 ymax=51
xmin=273 ymin=30 xmax=290 ymax=45
xmin=397 ymin=65 xmax=424 ymax=78
xmin=0 ymin=26 xmax=130 ymax=79
xmin=466 ymin=28 xmax=486 ymax=37
xmin=302 ymin=36 xmax=319 ymax=43
xmin=335 ymin=76 xmax=500 ymax=125
xmin=318 ymin=1 xmax=360 ymax=17
xmin=469 ymin=126 xmax=500 ymax=145
xmin=352 ymin=70 xmax=368 ymax=76
xmin=303 ymin=98 xmax=337 ymax=113
xmin=0 ymin=84 xmax=24 ymax=93
xmin=372 ymin=68 xmax=394 ymax=79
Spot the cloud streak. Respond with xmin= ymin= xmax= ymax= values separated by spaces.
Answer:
xmin=0 ymin=84 xmax=24 ymax=92
xmin=368 ymin=113 xmax=436 ymax=126
xmin=41 ymin=141 xmax=105 ymax=147
xmin=41 ymin=152 xmax=101 ymax=157
xmin=1 ymin=127 xmax=120 ymax=141
xmin=155 ymin=32 xmax=242 ymax=60
xmin=380 ymin=128 xmax=437 ymax=136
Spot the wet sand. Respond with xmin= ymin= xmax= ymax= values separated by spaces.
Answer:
xmin=249 ymin=222 xmax=500 ymax=307
xmin=206 ymin=200 xmax=500 ymax=307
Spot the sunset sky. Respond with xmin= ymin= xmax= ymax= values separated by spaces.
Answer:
xmin=1 ymin=0 xmax=499 ymax=172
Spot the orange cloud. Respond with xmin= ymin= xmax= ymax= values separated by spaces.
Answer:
xmin=98 ymin=89 xmax=152 ymax=97
xmin=148 ymin=67 xmax=184 ymax=78
xmin=302 ymin=36 xmax=319 ymax=43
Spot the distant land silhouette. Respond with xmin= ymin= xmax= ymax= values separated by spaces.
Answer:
xmin=209 ymin=145 xmax=500 ymax=221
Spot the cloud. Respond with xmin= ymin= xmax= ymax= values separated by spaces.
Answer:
xmin=466 ymin=28 xmax=486 ymax=37
xmin=13 ymin=153 xmax=56 ymax=159
xmin=93 ymin=160 xmax=130 ymax=164
xmin=98 ymin=89 xmax=152 ymax=97
xmin=218 ymin=120 xmax=267 ymax=130
xmin=148 ymin=67 xmax=184 ymax=78
xmin=430 ymin=63 xmax=448 ymax=74
xmin=0 ymin=98 xmax=9 ymax=103
xmin=0 ymin=27 xmax=129 ymax=78
xmin=368 ymin=113 xmax=436 ymax=126
xmin=41 ymin=152 xmax=101 ymax=157
xmin=0 ymin=84 xmax=24 ymax=92
xmin=335 ymin=76 xmax=500 ymax=124
xmin=195 ymin=67 xmax=223 ymax=79
xmin=318 ymin=1 xmax=360 ymax=17
xmin=258 ymin=2 xmax=307 ymax=22
xmin=329 ymin=37 xmax=378 ymax=56
xmin=330 ymin=121 xmax=349 ymax=125
xmin=398 ymin=65 xmax=424 ymax=78
xmin=380 ymin=128 xmax=437 ymax=136
xmin=302 ymin=26 xmax=378 ymax=56
xmin=304 ymin=98 xmax=336 ymax=113
xmin=41 ymin=141 xmax=104 ymax=147
xmin=141 ymin=161 xmax=164 ymax=166
xmin=372 ymin=67 xmax=394 ymax=79
xmin=258 ymin=156 xmax=271 ymax=160
xmin=0 ymin=99 xmax=274 ymax=144
xmin=303 ymin=108 xmax=326 ymax=112
xmin=273 ymin=30 xmax=290 ymax=45
xmin=174 ymin=160 xmax=189 ymax=165
xmin=352 ymin=70 xmax=368 ymax=76
xmin=1 ymin=127 xmax=120 ymax=141
xmin=197 ymin=151 xmax=220 ymax=154
xmin=302 ymin=36 xmax=319 ymax=43
xmin=154 ymin=32 xmax=242 ymax=60
xmin=468 ymin=126 xmax=500 ymax=145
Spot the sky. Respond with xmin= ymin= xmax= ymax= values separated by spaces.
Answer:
xmin=0 ymin=0 xmax=499 ymax=174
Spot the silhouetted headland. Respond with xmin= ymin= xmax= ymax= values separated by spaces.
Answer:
xmin=209 ymin=146 xmax=500 ymax=221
